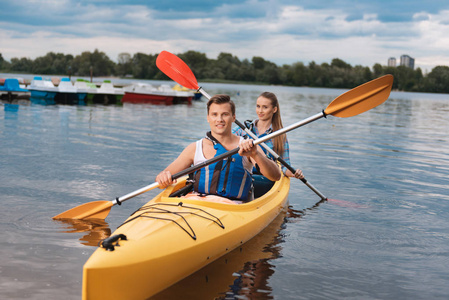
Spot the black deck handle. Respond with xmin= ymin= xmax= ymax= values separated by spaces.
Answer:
xmin=99 ymin=234 xmax=127 ymax=251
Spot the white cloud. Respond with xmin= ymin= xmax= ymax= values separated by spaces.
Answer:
xmin=0 ymin=1 xmax=448 ymax=71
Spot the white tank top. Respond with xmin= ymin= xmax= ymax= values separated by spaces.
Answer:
xmin=193 ymin=137 xmax=253 ymax=173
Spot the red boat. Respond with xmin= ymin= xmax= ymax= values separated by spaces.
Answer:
xmin=122 ymin=83 xmax=194 ymax=105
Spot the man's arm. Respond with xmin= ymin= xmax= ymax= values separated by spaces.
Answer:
xmin=155 ymin=142 xmax=196 ymax=189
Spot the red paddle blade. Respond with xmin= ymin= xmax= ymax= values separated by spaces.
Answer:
xmin=156 ymin=51 xmax=200 ymax=90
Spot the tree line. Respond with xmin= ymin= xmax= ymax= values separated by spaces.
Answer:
xmin=1 ymin=49 xmax=448 ymax=93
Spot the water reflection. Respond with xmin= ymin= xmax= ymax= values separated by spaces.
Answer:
xmin=54 ymin=218 xmax=111 ymax=246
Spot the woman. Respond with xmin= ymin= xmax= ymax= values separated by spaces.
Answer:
xmin=233 ymin=91 xmax=303 ymax=179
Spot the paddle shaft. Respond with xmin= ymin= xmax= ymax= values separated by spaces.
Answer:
xmin=112 ymin=111 xmax=326 ymax=206
xmin=54 ymin=104 xmax=338 ymax=219
xmin=234 ymin=119 xmax=327 ymax=200
xmin=113 ymin=182 xmax=159 ymax=206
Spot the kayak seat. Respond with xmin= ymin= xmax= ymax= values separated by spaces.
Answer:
xmin=252 ymin=174 xmax=275 ymax=198
xmin=169 ymin=183 xmax=193 ymax=197
xmin=168 ymin=174 xmax=275 ymax=200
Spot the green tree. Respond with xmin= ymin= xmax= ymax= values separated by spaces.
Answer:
xmin=395 ymin=66 xmax=417 ymax=91
xmin=331 ymin=58 xmax=352 ymax=70
xmin=131 ymin=53 xmax=159 ymax=79
xmin=32 ymin=52 xmax=73 ymax=75
xmin=286 ymin=62 xmax=309 ymax=86
xmin=71 ymin=49 xmax=115 ymax=76
xmin=1 ymin=48 xmax=449 ymax=94
xmin=372 ymin=63 xmax=383 ymax=78
xmin=424 ymin=66 xmax=449 ymax=93
xmin=351 ymin=65 xmax=373 ymax=87
xmin=252 ymin=56 xmax=267 ymax=70
xmin=0 ymin=53 xmax=8 ymax=71
xmin=178 ymin=51 xmax=208 ymax=79
xmin=216 ymin=53 xmax=242 ymax=81
xmin=116 ymin=53 xmax=132 ymax=76
xmin=9 ymin=57 xmax=33 ymax=73
xmin=236 ymin=59 xmax=255 ymax=82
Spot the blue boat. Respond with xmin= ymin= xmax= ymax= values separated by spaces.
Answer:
xmin=28 ymin=76 xmax=58 ymax=105
xmin=0 ymin=78 xmax=30 ymax=102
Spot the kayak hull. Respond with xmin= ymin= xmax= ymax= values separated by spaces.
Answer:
xmin=82 ymin=175 xmax=290 ymax=299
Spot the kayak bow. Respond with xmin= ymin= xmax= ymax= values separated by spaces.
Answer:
xmin=82 ymin=174 xmax=290 ymax=299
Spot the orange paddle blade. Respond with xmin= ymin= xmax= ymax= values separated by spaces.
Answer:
xmin=52 ymin=201 xmax=113 ymax=220
xmin=156 ymin=51 xmax=199 ymax=90
xmin=324 ymin=74 xmax=393 ymax=118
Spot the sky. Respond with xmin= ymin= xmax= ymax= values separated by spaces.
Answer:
xmin=1 ymin=0 xmax=448 ymax=72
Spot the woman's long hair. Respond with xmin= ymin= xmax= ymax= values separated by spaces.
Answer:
xmin=259 ymin=92 xmax=285 ymax=155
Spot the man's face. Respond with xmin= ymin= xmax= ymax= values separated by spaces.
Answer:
xmin=207 ymin=103 xmax=235 ymax=135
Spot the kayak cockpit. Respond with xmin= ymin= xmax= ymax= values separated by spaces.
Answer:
xmin=154 ymin=174 xmax=288 ymax=212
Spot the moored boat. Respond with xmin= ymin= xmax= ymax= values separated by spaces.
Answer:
xmin=0 ymin=78 xmax=30 ymax=102
xmin=82 ymin=174 xmax=290 ymax=299
xmin=75 ymin=79 xmax=124 ymax=105
xmin=28 ymin=77 xmax=87 ymax=105
xmin=55 ymin=77 xmax=87 ymax=105
xmin=122 ymin=83 xmax=194 ymax=105
xmin=172 ymin=83 xmax=202 ymax=100
xmin=28 ymin=76 xmax=59 ymax=105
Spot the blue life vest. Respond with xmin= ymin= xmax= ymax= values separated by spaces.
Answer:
xmin=244 ymin=120 xmax=274 ymax=160
xmin=194 ymin=132 xmax=253 ymax=201
xmin=243 ymin=120 xmax=274 ymax=174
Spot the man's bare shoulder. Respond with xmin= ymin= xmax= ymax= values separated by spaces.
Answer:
xmin=184 ymin=141 xmax=198 ymax=153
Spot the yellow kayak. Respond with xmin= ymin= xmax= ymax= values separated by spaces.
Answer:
xmin=82 ymin=174 xmax=290 ymax=299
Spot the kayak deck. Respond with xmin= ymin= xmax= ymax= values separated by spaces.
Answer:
xmin=82 ymin=174 xmax=290 ymax=299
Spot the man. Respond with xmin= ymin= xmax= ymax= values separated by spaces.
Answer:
xmin=155 ymin=94 xmax=281 ymax=202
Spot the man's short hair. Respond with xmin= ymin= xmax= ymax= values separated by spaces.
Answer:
xmin=207 ymin=94 xmax=235 ymax=115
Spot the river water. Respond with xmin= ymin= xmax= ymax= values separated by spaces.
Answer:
xmin=1 ymin=79 xmax=449 ymax=299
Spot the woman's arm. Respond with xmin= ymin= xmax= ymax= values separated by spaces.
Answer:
xmin=280 ymin=137 xmax=304 ymax=179
xmin=239 ymin=139 xmax=281 ymax=181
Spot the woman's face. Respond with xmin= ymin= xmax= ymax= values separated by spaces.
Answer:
xmin=256 ymin=96 xmax=277 ymax=122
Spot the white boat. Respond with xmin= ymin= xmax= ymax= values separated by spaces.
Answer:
xmin=76 ymin=80 xmax=124 ymax=105
xmin=87 ymin=80 xmax=125 ymax=104
xmin=28 ymin=77 xmax=59 ymax=105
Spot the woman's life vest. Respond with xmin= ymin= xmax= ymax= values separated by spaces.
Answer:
xmin=193 ymin=132 xmax=253 ymax=201
xmin=243 ymin=120 xmax=274 ymax=160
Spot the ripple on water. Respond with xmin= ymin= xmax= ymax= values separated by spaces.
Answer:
xmin=2 ymin=88 xmax=449 ymax=300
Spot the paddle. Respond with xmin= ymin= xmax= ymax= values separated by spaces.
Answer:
xmin=156 ymin=50 xmax=393 ymax=199
xmin=156 ymin=51 xmax=327 ymax=199
xmin=233 ymin=119 xmax=327 ymax=199
xmin=53 ymin=72 xmax=392 ymax=220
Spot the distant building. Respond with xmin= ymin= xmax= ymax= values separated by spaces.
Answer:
xmin=388 ymin=57 xmax=396 ymax=67
xmin=400 ymin=55 xmax=415 ymax=69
